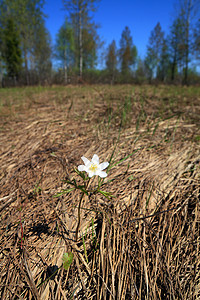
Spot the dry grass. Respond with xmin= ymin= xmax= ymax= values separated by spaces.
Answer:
xmin=0 ymin=84 xmax=199 ymax=299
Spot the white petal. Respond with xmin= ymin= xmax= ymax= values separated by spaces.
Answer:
xmin=81 ymin=156 xmax=90 ymax=166
xmin=78 ymin=165 xmax=87 ymax=172
xmin=92 ymin=154 xmax=99 ymax=164
xmin=88 ymin=171 xmax=95 ymax=177
xmin=96 ymin=170 xmax=107 ymax=178
xmin=99 ymin=162 xmax=109 ymax=170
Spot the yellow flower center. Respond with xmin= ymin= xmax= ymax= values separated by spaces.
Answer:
xmin=89 ymin=163 xmax=98 ymax=172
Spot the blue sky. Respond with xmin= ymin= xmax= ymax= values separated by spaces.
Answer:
xmin=44 ymin=0 xmax=176 ymax=66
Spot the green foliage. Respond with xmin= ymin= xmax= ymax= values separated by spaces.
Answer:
xmin=106 ymin=40 xmax=117 ymax=71
xmin=145 ymin=22 xmax=165 ymax=82
xmin=168 ymin=17 xmax=185 ymax=82
xmin=62 ymin=252 xmax=74 ymax=271
xmin=82 ymin=233 xmax=89 ymax=263
xmin=106 ymin=40 xmax=117 ymax=83
xmin=193 ymin=18 xmax=200 ymax=61
xmin=2 ymin=18 xmax=22 ymax=80
xmin=170 ymin=0 xmax=200 ymax=85
xmin=54 ymin=188 xmax=75 ymax=197
xmin=62 ymin=0 xmax=101 ymax=77
xmin=97 ymin=189 xmax=113 ymax=200
xmin=119 ymin=26 xmax=137 ymax=75
xmin=33 ymin=20 xmax=52 ymax=84
xmin=157 ymin=39 xmax=171 ymax=82
xmin=55 ymin=18 xmax=75 ymax=82
xmin=82 ymin=27 xmax=98 ymax=69
xmin=120 ymin=96 xmax=132 ymax=127
xmin=0 ymin=0 xmax=50 ymax=85
xmin=135 ymin=57 xmax=146 ymax=84
xmin=1 ymin=0 xmax=200 ymax=85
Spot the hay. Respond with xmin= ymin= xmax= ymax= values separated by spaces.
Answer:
xmin=0 ymin=85 xmax=199 ymax=299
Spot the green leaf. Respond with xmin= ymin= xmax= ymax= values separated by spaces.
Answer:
xmin=62 ymin=252 xmax=73 ymax=271
xmin=50 ymin=152 xmax=57 ymax=157
xmin=62 ymin=179 xmax=76 ymax=186
xmin=77 ymin=185 xmax=88 ymax=195
xmin=81 ymin=233 xmax=88 ymax=263
xmin=98 ymin=189 xmax=113 ymax=199
xmin=54 ymin=188 xmax=75 ymax=197
xmin=74 ymin=168 xmax=87 ymax=180
xmin=194 ymin=135 xmax=200 ymax=142
xmin=128 ymin=175 xmax=134 ymax=181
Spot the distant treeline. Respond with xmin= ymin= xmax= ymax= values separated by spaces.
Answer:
xmin=0 ymin=0 xmax=200 ymax=87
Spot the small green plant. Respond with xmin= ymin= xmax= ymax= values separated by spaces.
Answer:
xmin=33 ymin=183 xmax=42 ymax=196
xmin=120 ymin=96 xmax=132 ymax=127
xmin=55 ymin=154 xmax=111 ymax=242
xmin=62 ymin=252 xmax=74 ymax=271
xmin=82 ymin=232 xmax=89 ymax=263
xmin=152 ymin=119 xmax=160 ymax=136
xmin=32 ymin=252 xmax=74 ymax=295
xmin=194 ymin=135 xmax=200 ymax=142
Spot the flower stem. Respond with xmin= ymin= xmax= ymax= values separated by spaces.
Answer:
xmin=75 ymin=179 xmax=90 ymax=242
xmin=75 ymin=192 xmax=85 ymax=242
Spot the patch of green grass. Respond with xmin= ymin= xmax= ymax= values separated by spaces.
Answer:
xmin=194 ymin=135 xmax=200 ymax=142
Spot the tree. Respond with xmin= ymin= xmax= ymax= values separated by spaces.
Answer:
xmin=62 ymin=0 xmax=100 ymax=78
xmin=168 ymin=17 xmax=185 ymax=81
xmin=0 ymin=0 xmax=47 ymax=85
xmin=2 ymin=17 xmax=22 ymax=83
xmin=178 ymin=0 xmax=192 ymax=84
xmin=106 ymin=40 xmax=117 ymax=83
xmin=135 ymin=57 xmax=146 ymax=84
xmin=119 ymin=26 xmax=137 ymax=75
xmin=145 ymin=22 xmax=165 ymax=82
xmin=157 ymin=39 xmax=170 ymax=82
xmin=82 ymin=25 xmax=100 ymax=70
xmin=32 ymin=20 xmax=52 ymax=84
xmin=173 ymin=0 xmax=200 ymax=84
xmin=0 ymin=20 xmax=5 ymax=86
xmin=193 ymin=18 xmax=200 ymax=62
xmin=55 ymin=19 xmax=75 ymax=83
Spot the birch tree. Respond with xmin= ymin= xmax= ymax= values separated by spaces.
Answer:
xmin=62 ymin=0 xmax=100 ymax=78
xmin=55 ymin=19 xmax=74 ymax=83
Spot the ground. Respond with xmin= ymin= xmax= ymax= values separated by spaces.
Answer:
xmin=0 ymin=84 xmax=199 ymax=299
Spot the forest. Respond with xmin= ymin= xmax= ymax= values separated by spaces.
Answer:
xmin=0 ymin=0 xmax=200 ymax=86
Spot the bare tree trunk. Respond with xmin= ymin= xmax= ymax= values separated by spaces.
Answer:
xmin=79 ymin=8 xmax=83 ymax=79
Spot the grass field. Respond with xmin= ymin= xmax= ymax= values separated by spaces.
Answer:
xmin=0 ymin=84 xmax=199 ymax=299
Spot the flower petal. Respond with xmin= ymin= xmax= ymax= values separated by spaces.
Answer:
xmin=78 ymin=165 xmax=87 ymax=172
xmin=88 ymin=171 xmax=95 ymax=177
xmin=92 ymin=154 xmax=99 ymax=164
xmin=81 ymin=156 xmax=90 ymax=167
xmin=96 ymin=170 xmax=107 ymax=178
xmin=99 ymin=162 xmax=109 ymax=170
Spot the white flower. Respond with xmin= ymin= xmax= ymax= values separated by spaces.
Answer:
xmin=78 ymin=154 xmax=109 ymax=178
